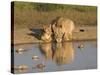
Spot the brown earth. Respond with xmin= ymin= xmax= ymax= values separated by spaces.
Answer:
xmin=13 ymin=26 xmax=97 ymax=45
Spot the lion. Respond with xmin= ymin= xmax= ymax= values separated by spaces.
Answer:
xmin=41 ymin=17 xmax=75 ymax=43
xmin=41 ymin=25 xmax=52 ymax=42
xmin=52 ymin=17 xmax=75 ymax=42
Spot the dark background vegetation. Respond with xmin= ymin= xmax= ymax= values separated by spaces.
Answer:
xmin=12 ymin=1 xmax=97 ymax=29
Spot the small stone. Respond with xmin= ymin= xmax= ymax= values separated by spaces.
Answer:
xmin=18 ymin=65 xmax=28 ymax=72
xmin=78 ymin=44 xmax=84 ymax=48
xmin=32 ymin=63 xmax=45 ymax=70
xmin=16 ymin=48 xmax=26 ymax=54
xmin=32 ymin=55 xmax=39 ymax=60
xmin=18 ymin=65 xmax=28 ymax=70
xmin=36 ymin=63 xmax=45 ymax=69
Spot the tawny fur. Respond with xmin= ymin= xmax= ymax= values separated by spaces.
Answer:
xmin=41 ymin=17 xmax=75 ymax=42
xmin=41 ymin=25 xmax=52 ymax=42
xmin=52 ymin=17 xmax=75 ymax=42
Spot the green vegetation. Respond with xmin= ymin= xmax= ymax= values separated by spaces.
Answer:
xmin=14 ymin=1 xmax=96 ymax=12
xmin=12 ymin=1 xmax=97 ymax=28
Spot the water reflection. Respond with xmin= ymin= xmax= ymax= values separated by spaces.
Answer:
xmin=53 ymin=42 xmax=74 ymax=65
xmin=39 ymin=42 xmax=75 ymax=65
xmin=13 ymin=41 xmax=97 ymax=73
xmin=39 ymin=43 xmax=53 ymax=59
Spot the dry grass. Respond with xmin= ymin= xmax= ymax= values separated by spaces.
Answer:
xmin=13 ymin=2 xmax=97 ymax=29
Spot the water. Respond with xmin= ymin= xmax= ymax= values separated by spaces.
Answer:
xmin=12 ymin=41 xmax=97 ymax=74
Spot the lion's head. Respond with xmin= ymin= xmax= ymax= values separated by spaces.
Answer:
xmin=41 ymin=25 xmax=52 ymax=42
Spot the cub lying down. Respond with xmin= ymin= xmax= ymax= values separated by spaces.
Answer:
xmin=41 ymin=25 xmax=52 ymax=42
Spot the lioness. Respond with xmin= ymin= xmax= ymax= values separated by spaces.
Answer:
xmin=52 ymin=17 xmax=75 ymax=42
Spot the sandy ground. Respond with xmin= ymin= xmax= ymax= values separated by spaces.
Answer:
xmin=13 ymin=26 xmax=97 ymax=45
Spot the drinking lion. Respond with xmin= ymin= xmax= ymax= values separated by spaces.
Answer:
xmin=41 ymin=17 xmax=75 ymax=42
xmin=52 ymin=17 xmax=75 ymax=42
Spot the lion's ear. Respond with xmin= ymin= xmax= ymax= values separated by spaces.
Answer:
xmin=49 ymin=24 xmax=52 ymax=28
xmin=43 ymin=25 xmax=46 ymax=29
xmin=53 ymin=22 xmax=56 ymax=25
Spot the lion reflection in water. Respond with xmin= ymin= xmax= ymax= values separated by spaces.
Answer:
xmin=39 ymin=43 xmax=53 ymax=59
xmin=39 ymin=42 xmax=74 ymax=65
xmin=53 ymin=42 xmax=74 ymax=65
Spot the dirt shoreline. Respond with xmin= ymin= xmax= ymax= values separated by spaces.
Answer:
xmin=12 ymin=26 xmax=97 ymax=45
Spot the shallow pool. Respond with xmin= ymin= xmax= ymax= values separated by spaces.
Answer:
xmin=12 ymin=41 xmax=97 ymax=74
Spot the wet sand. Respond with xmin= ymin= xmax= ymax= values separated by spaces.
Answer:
xmin=12 ymin=26 xmax=97 ymax=45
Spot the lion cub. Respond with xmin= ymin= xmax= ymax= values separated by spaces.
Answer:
xmin=41 ymin=25 xmax=52 ymax=42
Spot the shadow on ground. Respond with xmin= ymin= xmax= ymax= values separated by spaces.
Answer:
xmin=27 ymin=28 xmax=43 ymax=40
